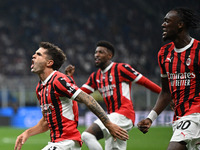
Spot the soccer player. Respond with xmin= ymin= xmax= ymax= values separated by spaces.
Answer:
xmin=65 ymin=40 xmax=161 ymax=150
xmin=14 ymin=42 xmax=129 ymax=150
xmin=137 ymin=7 xmax=200 ymax=150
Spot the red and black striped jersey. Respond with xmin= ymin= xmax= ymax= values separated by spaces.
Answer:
xmin=81 ymin=62 xmax=144 ymax=124
xmin=158 ymin=38 xmax=200 ymax=120
xmin=36 ymin=71 xmax=82 ymax=145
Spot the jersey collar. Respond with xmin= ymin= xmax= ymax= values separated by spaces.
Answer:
xmin=41 ymin=70 xmax=57 ymax=85
xmin=174 ymin=38 xmax=194 ymax=53
xmin=101 ymin=62 xmax=114 ymax=74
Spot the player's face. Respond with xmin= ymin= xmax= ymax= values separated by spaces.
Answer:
xmin=94 ymin=46 xmax=112 ymax=69
xmin=161 ymin=10 xmax=181 ymax=41
xmin=31 ymin=48 xmax=50 ymax=74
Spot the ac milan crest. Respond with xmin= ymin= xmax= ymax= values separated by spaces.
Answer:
xmin=186 ymin=57 xmax=191 ymax=66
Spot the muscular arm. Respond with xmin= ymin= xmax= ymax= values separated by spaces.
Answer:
xmin=14 ymin=116 xmax=49 ymax=150
xmin=152 ymin=77 xmax=172 ymax=115
xmin=75 ymin=91 xmax=112 ymax=126
xmin=137 ymin=77 xmax=171 ymax=134
xmin=75 ymin=91 xmax=129 ymax=140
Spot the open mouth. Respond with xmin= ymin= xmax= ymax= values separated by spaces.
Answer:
xmin=95 ymin=58 xmax=100 ymax=63
xmin=163 ymin=32 xmax=167 ymax=36
xmin=31 ymin=60 xmax=34 ymax=69
xmin=162 ymin=29 xmax=167 ymax=36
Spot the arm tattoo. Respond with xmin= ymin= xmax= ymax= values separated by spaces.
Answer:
xmin=76 ymin=91 xmax=109 ymax=125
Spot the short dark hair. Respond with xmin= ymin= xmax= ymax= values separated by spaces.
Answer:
xmin=172 ymin=7 xmax=200 ymax=30
xmin=96 ymin=40 xmax=115 ymax=56
xmin=39 ymin=42 xmax=66 ymax=70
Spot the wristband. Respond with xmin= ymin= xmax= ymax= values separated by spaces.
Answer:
xmin=147 ymin=110 xmax=158 ymax=122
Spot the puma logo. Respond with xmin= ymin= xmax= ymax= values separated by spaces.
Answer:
xmin=166 ymin=57 xmax=173 ymax=63
xmin=181 ymin=132 xmax=186 ymax=137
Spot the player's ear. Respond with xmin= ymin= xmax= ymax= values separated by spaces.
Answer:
xmin=108 ymin=51 xmax=113 ymax=59
xmin=47 ymin=60 xmax=54 ymax=67
xmin=178 ymin=21 xmax=184 ymax=29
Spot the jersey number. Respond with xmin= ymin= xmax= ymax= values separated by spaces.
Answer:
xmin=48 ymin=146 xmax=57 ymax=150
xmin=177 ymin=120 xmax=191 ymax=130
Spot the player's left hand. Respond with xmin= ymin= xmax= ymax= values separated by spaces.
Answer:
xmin=106 ymin=122 xmax=129 ymax=141
xmin=65 ymin=65 xmax=75 ymax=76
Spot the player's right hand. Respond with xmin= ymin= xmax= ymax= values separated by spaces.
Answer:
xmin=14 ymin=132 xmax=28 ymax=150
xmin=65 ymin=65 xmax=75 ymax=77
xmin=106 ymin=122 xmax=129 ymax=141
xmin=137 ymin=118 xmax=152 ymax=134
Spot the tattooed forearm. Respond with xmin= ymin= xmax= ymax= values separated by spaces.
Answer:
xmin=76 ymin=91 xmax=110 ymax=125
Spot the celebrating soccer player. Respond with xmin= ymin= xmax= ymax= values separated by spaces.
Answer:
xmin=137 ymin=7 xmax=200 ymax=150
xmin=65 ymin=40 xmax=161 ymax=150
xmin=14 ymin=42 xmax=129 ymax=150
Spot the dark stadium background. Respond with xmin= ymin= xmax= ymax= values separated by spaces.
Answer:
xmin=0 ymin=0 xmax=199 ymax=128
xmin=0 ymin=0 xmax=199 ymax=149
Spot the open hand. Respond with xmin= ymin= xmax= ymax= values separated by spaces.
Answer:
xmin=107 ymin=122 xmax=129 ymax=141
xmin=14 ymin=131 xmax=29 ymax=150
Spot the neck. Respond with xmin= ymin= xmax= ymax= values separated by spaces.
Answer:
xmin=100 ymin=61 xmax=112 ymax=70
xmin=173 ymin=33 xmax=191 ymax=49
xmin=38 ymin=68 xmax=54 ymax=81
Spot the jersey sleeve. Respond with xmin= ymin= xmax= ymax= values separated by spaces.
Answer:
xmin=120 ymin=63 xmax=161 ymax=93
xmin=81 ymin=72 xmax=97 ymax=94
xmin=136 ymin=76 xmax=161 ymax=93
xmin=158 ymin=47 xmax=167 ymax=78
xmin=119 ymin=63 xmax=143 ymax=82
xmin=54 ymin=76 xmax=81 ymax=100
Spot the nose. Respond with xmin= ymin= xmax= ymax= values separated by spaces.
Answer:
xmin=32 ymin=53 xmax=36 ymax=59
xmin=94 ymin=52 xmax=99 ymax=57
xmin=161 ymin=22 xmax=166 ymax=28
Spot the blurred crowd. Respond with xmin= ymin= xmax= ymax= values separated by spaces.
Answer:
xmin=0 ymin=0 xmax=199 ymax=81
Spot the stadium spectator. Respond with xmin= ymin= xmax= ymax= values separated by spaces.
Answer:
xmin=137 ymin=7 xmax=200 ymax=150
xmin=65 ymin=40 xmax=161 ymax=150
xmin=14 ymin=42 xmax=128 ymax=150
